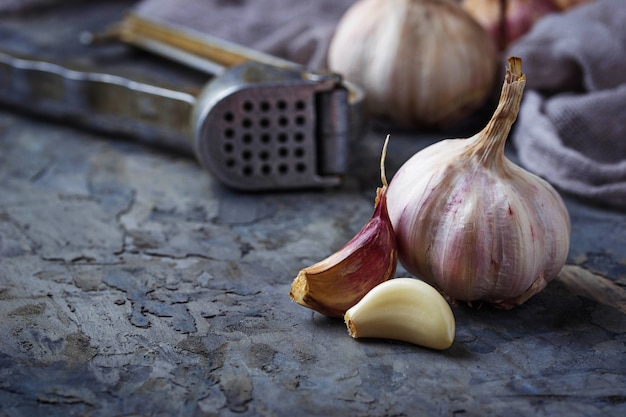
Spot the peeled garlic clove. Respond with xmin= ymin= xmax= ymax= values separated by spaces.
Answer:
xmin=290 ymin=138 xmax=398 ymax=318
xmin=344 ymin=278 xmax=455 ymax=350
xmin=328 ymin=0 xmax=497 ymax=128
xmin=386 ymin=57 xmax=571 ymax=309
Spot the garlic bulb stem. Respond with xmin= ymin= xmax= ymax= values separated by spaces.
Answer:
xmin=466 ymin=57 xmax=525 ymax=171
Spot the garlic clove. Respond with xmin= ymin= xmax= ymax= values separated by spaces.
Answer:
xmin=386 ymin=57 xmax=571 ymax=309
xmin=289 ymin=137 xmax=398 ymax=317
xmin=344 ymin=278 xmax=456 ymax=350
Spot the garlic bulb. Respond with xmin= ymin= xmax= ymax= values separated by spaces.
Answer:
xmin=386 ymin=57 xmax=571 ymax=309
xmin=328 ymin=0 xmax=498 ymax=128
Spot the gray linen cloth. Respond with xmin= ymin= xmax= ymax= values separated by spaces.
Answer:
xmin=508 ymin=0 xmax=626 ymax=209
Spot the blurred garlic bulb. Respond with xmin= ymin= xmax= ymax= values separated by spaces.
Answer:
xmin=461 ymin=0 xmax=596 ymax=51
xmin=461 ymin=0 xmax=559 ymax=50
xmin=386 ymin=57 xmax=571 ymax=309
xmin=328 ymin=0 xmax=498 ymax=128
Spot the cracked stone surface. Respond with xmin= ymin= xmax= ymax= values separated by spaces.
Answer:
xmin=1 ymin=3 xmax=626 ymax=417
xmin=2 ymin=107 xmax=625 ymax=417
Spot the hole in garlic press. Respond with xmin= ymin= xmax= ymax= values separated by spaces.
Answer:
xmin=224 ymin=112 xmax=234 ymax=122
xmin=295 ymin=100 xmax=306 ymax=111
xmin=243 ymin=101 xmax=254 ymax=112
xmin=277 ymin=100 xmax=287 ymax=111
xmin=260 ymin=101 xmax=270 ymax=112
xmin=242 ymin=165 xmax=253 ymax=177
xmin=278 ymin=116 xmax=289 ymax=127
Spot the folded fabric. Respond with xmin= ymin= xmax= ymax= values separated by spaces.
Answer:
xmin=508 ymin=0 xmax=626 ymax=209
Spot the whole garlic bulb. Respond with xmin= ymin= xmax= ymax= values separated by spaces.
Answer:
xmin=386 ymin=57 xmax=570 ymax=309
xmin=328 ymin=0 xmax=498 ymax=128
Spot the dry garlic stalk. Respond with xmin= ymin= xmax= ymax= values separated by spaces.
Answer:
xmin=290 ymin=137 xmax=397 ymax=317
xmin=386 ymin=57 xmax=571 ymax=309
xmin=344 ymin=278 xmax=455 ymax=350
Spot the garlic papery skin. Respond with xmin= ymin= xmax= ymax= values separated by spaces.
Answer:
xmin=386 ymin=57 xmax=571 ymax=309
xmin=344 ymin=278 xmax=455 ymax=350
xmin=328 ymin=0 xmax=498 ymax=128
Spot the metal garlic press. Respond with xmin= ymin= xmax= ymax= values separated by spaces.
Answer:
xmin=0 ymin=13 xmax=364 ymax=191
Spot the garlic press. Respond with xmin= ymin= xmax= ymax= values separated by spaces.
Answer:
xmin=0 ymin=13 xmax=364 ymax=191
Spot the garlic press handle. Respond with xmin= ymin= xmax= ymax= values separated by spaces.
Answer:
xmin=0 ymin=51 xmax=197 ymax=153
xmin=116 ymin=13 xmax=299 ymax=75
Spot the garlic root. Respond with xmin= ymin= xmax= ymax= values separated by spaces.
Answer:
xmin=344 ymin=278 xmax=456 ymax=350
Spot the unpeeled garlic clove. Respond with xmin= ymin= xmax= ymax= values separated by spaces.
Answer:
xmin=289 ymin=137 xmax=397 ymax=318
xmin=344 ymin=278 xmax=455 ymax=350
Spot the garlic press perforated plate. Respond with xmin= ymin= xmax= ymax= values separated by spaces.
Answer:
xmin=0 ymin=12 xmax=364 ymax=191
